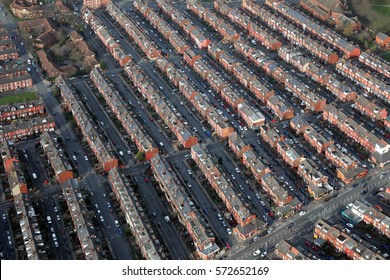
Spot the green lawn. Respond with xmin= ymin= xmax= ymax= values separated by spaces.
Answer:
xmin=0 ymin=91 xmax=39 ymax=106
xmin=372 ymin=5 xmax=390 ymax=16
xmin=380 ymin=51 xmax=390 ymax=62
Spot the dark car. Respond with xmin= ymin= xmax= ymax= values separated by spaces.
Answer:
xmin=288 ymin=222 xmax=294 ymax=229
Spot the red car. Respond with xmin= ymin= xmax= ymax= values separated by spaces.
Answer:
xmin=144 ymin=177 xmax=149 ymax=183
xmin=305 ymin=240 xmax=312 ymax=247
xmin=268 ymin=211 xmax=274 ymax=217
xmin=225 ymin=243 xmax=231 ymax=250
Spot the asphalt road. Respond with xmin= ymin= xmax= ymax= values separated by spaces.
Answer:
xmin=227 ymin=170 xmax=390 ymax=259
xmin=132 ymin=172 xmax=192 ymax=260
xmin=72 ymin=80 xmax=134 ymax=165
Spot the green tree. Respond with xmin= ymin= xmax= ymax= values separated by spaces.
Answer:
xmin=342 ymin=25 xmax=354 ymax=38
xmin=135 ymin=151 xmax=145 ymax=162
xmin=100 ymin=60 xmax=108 ymax=70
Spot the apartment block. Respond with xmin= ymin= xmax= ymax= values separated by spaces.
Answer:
xmin=278 ymin=46 xmax=356 ymax=101
xmin=0 ymin=74 xmax=33 ymax=92
xmin=297 ymin=159 xmax=332 ymax=200
xmin=108 ymin=168 xmax=161 ymax=259
xmin=242 ymin=150 xmax=270 ymax=184
xmin=353 ymin=96 xmax=387 ymax=121
xmin=0 ymin=100 xmax=45 ymax=123
xmin=1 ymin=142 xmax=45 ymax=259
xmin=157 ymin=57 xmax=208 ymax=124
xmin=314 ymin=219 xmax=384 ymax=260
xmin=275 ymin=239 xmax=307 ymax=260
xmin=215 ymin=1 xmax=283 ymax=51
xmin=151 ymin=155 xmax=219 ymax=259
xmin=261 ymin=173 xmax=292 ymax=207
xmin=187 ymin=1 xmax=240 ymax=44
xmin=84 ymin=0 xmax=111 ymax=9
xmin=62 ymin=179 xmax=101 ymax=260
xmin=376 ymin=32 xmax=390 ymax=49
xmin=0 ymin=116 xmax=55 ymax=142
xmin=237 ymin=103 xmax=265 ymax=128
xmin=267 ymin=1 xmax=360 ymax=58
xmin=259 ymin=124 xmax=284 ymax=148
xmin=124 ymin=61 xmax=198 ymax=148
xmin=284 ymin=75 xmax=327 ymax=111
xmin=359 ymin=51 xmax=390 ymax=79
xmin=90 ymin=67 xmax=158 ymax=160
xmin=276 ymin=140 xmax=304 ymax=168
xmin=266 ymin=95 xmax=294 ymax=120
xmin=107 ymin=3 xmax=161 ymax=60
xmin=350 ymin=201 xmax=390 ymax=238
xmin=301 ymin=124 xmax=334 ymax=153
xmin=0 ymin=34 xmax=18 ymax=61
xmin=336 ymin=59 xmax=390 ymax=103
xmin=191 ymin=144 xmax=264 ymax=239
xmin=1 ymin=141 xmax=28 ymax=195
xmin=40 ymin=132 xmax=73 ymax=184
xmin=323 ymin=104 xmax=390 ymax=166
xmin=56 ymin=76 xmax=118 ymax=171
xmin=243 ymin=0 xmax=339 ymax=64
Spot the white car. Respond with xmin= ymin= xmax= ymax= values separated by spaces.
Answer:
xmin=227 ymin=228 xmax=232 ymax=235
xmin=115 ymin=220 xmax=120 ymax=227
xmin=84 ymin=156 xmax=88 ymax=161
xmin=253 ymin=249 xmax=261 ymax=256
xmin=235 ymin=167 xmax=240 ymax=173
xmin=259 ymin=201 xmax=266 ymax=206
xmin=54 ymin=241 xmax=59 ymax=248
xmin=299 ymin=211 xmax=306 ymax=216
xmin=346 ymin=223 xmax=354 ymax=228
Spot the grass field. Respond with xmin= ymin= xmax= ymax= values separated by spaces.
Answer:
xmin=0 ymin=92 xmax=39 ymax=106
xmin=348 ymin=0 xmax=390 ymax=33
xmin=381 ymin=51 xmax=390 ymax=61
xmin=372 ymin=5 xmax=390 ymax=16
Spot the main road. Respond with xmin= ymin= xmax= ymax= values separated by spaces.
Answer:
xmin=227 ymin=170 xmax=389 ymax=259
